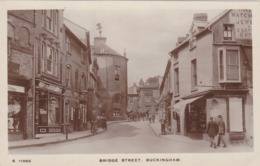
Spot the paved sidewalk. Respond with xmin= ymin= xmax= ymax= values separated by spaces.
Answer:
xmin=8 ymin=120 xmax=123 ymax=149
xmin=148 ymin=119 xmax=254 ymax=152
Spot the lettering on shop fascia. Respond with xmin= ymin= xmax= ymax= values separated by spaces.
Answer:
xmin=37 ymin=81 xmax=62 ymax=93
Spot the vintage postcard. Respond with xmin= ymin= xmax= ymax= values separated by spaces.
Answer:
xmin=0 ymin=1 xmax=259 ymax=166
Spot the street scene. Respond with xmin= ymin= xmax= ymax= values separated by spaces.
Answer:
xmin=7 ymin=7 xmax=253 ymax=154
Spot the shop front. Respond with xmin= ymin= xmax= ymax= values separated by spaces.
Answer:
xmin=8 ymin=78 xmax=32 ymax=140
xmin=172 ymin=90 xmax=249 ymax=144
xmin=35 ymin=81 xmax=64 ymax=135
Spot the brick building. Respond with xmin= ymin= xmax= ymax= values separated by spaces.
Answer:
xmin=62 ymin=24 xmax=91 ymax=132
xmin=8 ymin=10 xmax=35 ymax=140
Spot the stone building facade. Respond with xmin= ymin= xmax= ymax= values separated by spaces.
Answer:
xmin=167 ymin=10 xmax=252 ymax=144
xmin=92 ymin=37 xmax=128 ymax=121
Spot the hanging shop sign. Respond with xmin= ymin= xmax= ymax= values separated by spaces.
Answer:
xmin=37 ymin=81 xmax=62 ymax=93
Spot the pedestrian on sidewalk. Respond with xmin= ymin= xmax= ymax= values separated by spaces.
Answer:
xmin=161 ymin=117 xmax=167 ymax=135
xmin=217 ymin=115 xmax=227 ymax=148
xmin=207 ymin=116 xmax=218 ymax=149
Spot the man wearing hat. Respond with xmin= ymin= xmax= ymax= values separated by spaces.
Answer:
xmin=217 ymin=115 xmax=227 ymax=147
xmin=207 ymin=116 xmax=218 ymax=148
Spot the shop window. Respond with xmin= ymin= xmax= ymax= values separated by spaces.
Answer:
xmin=70 ymin=107 xmax=75 ymax=120
xmin=115 ymin=66 xmax=120 ymax=81
xmin=8 ymin=99 xmax=21 ymax=132
xmin=80 ymin=104 xmax=87 ymax=123
xmin=229 ymin=97 xmax=243 ymax=132
xmin=174 ymin=68 xmax=179 ymax=95
xmin=218 ymin=48 xmax=241 ymax=82
xmin=223 ymin=24 xmax=233 ymax=41
xmin=191 ymin=59 xmax=197 ymax=89
xmin=113 ymin=109 xmax=121 ymax=117
xmin=38 ymin=94 xmax=61 ymax=126
xmin=48 ymin=97 xmax=60 ymax=126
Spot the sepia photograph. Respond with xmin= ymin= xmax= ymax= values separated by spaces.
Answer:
xmin=1 ymin=1 xmax=259 ymax=166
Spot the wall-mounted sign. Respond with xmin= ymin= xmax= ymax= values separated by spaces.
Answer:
xmin=229 ymin=9 xmax=252 ymax=39
xmin=8 ymin=84 xmax=25 ymax=93
xmin=37 ymin=126 xmax=62 ymax=133
xmin=37 ymin=81 xmax=62 ymax=93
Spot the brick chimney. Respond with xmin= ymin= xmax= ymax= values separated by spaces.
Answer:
xmin=193 ymin=13 xmax=208 ymax=22
xmin=94 ymin=37 xmax=107 ymax=45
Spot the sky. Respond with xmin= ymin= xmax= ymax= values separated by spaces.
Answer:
xmin=64 ymin=8 xmax=224 ymax=87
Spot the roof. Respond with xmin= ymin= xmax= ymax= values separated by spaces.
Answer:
xmin=169 ymin=9 xmax=231 ymax=55
xmin=92 ymin=38 xmax=128 ymax=60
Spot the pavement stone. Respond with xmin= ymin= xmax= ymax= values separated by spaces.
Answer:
xmin=8 ymin=120 xmax=124 ymax=149
xmin=148 ymin=119 xmax=254 ymax=152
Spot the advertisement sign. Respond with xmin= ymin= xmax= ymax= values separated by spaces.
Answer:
xmin=229 ymin=9 xmax=252 ymax=39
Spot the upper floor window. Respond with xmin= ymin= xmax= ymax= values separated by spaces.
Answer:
xmin=66 ymin=37 xmax=70 ymax=53
xmin=75 ymin=69 xmax=79 ymax=90
xmin=174 ymin=68 xmax=179 ymax=95
xmin=46 ymin=46 xmax=59 ymax=76
xmin=42 ymin=10 xmax=59 ymax=36
xmin=41 ymin=43 xmax=59 ymax=77
xmin=66 ymin=65 xmax=71 ymax=88
xmin=115 ymin=66 xmax=120 ymax=81
xmin=223 ymin=24 xmax=234 ymax=41
xmin=218 ymin=48 xmax=241 ymax=82
xmin=80 ymin=73 xmax=87 ymax=90
xmin=191 ymin=59 xmax=197 ymax=89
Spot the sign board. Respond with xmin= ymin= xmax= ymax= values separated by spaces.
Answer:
xmin=229 ymin=9 xmax=252 ymax=39
xmin=38 ymin=81 xmax=62 ymax=93
xmin=37 ymin=126 xmax=63 ymax=133
xmin=8 ymin=84 xmax=25 ymax=93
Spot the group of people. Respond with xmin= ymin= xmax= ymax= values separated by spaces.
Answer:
xmin=207 ymin=115 xmax=227 ymax=149
xmin=90 ymin=114 xmax=107 ymax=134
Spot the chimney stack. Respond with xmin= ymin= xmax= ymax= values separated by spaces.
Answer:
xmin=193 ymin=13 xmax=208 ymax=22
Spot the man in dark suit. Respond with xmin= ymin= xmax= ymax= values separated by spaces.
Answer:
xmin=207 ymin=117 xmax=218 ymax=149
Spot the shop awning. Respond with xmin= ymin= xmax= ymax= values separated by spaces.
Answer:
xmin=172 ymin=96 xmax=203 ymax=114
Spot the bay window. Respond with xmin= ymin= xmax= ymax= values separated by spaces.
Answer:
xmin=218 ymin=48 xmax=241 ymax=82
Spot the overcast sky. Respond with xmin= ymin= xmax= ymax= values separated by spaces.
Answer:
xmin=64 ymin=9 xmax=223 ymax=87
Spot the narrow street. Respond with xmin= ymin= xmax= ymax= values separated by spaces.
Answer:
xmin=10 ymin=121 xmax=204 ymax=154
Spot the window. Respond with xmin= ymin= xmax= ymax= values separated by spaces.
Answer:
xmin=80 ymin=49 xmax=85 ymax=63
xmin=223 ymin=24 xmax=233 ymax=41
xmin=75 ymin=70 xmax=79 ymax=90
xmin=46 ymin=10 xmax=53 ymax=32
xmin=189 ymin=30 xmax=197 ymax=50
xmin=191 ymin=59 xmax=197 ymax=89
xmin=115 ymin=66 xmax=120 ymax=81
xmin=218 ymin=48 xmax=240 ymax=82
xmin=145 ymin=95 xmax=151 ymax=102
xmin=46 ymin=46 xmax=54 ymax=74
xmin=113 ymin=109 xmax=121 ymax=117
xmin=174 ymin=68 xmax=179 ymax=95
xmin=66 ymin=37 xmax=70 ymax=52
xmin=41 ymin=10 xmax=46 ymax=27
xmin=66 ymin=65 xmax=71 ymax=88
xmin=80 ymin=73 xmax=86 ymax=90
xmin=42 ymin=10 xmax=59 ymax=35
xmin=112 ymin=93 xmax=121 ymax=104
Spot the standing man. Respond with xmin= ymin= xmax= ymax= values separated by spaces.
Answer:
xmin=217 ymin=115 xmax=227 ymax=147
xmin=207 ymin=117 xmax=218 ymax=149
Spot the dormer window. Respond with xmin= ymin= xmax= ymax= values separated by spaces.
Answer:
xmin=223 ymin=24 xmax=234 ymax=41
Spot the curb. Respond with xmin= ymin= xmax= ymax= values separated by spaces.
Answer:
xmin=9 ymin=121 xmax=124 ymax=150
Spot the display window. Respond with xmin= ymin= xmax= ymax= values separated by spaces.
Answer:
xmin=8 ymin=99 xmax=21 ymax=132
xmin=38 ymin=92 xmax=61 ymax=126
